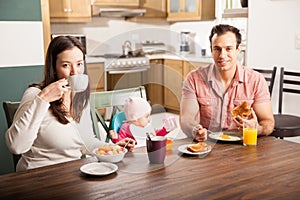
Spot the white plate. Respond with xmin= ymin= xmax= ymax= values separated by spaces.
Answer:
xmin=80 ymin=162 xmax=118 ymax=176
xmin=208 ymin=132 xmax=242 ymax=141
xmin=178 ymin=144 xmax=212 ymax=155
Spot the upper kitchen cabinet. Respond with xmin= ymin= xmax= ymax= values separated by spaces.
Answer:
xmin=92 ymin=0 xmax=139 ymax=6
xmin=140 ymin=0 xmax=167 ymax=18
xmin=167 ymin=0 xmax=215 ymax=22
xmin=222 ymin=8 xmax=248 ymax=18
xmin=49 ymin=0 xmax=92 ymax=23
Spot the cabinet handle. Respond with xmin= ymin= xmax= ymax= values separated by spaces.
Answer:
xmin=64 ymin=8 xmax=73 ymax=13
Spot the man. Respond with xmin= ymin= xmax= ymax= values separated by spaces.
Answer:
xmin=180 ymin=24 xmax=274 ymax=141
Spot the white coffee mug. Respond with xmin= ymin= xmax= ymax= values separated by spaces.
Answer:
xmin=68 ymin=74 xmax=88 ymax=92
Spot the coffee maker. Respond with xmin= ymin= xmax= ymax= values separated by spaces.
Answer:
xmin=179 ymin=31 xmax=191 ymax=55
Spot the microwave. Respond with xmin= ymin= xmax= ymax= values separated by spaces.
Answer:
xmin=51 ymin=34 xmax=87 ymax=54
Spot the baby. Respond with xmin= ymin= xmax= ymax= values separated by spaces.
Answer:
xmin=109 ymin=97 xmax=176 ymax=146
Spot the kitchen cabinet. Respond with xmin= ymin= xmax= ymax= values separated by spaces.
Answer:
xmin=143 ymin=59 xmax=164 ymax=107
xmin=222 ymin=8 xmax=248 ymax=18
xmin=87 ymin=63 xmax=104 ymax=92
xmin=49 ymin=0 xmax=92 ymax=23
xmin=164 ymin=59 xmax=209 ymax=112
xmin=92 ymin=0 xmax=139 ymax=6
xmin=183 ymin=60 xmax=208 ymax=77
xmin=164 ymin=59 xmax=183 ymax=112
xmin=140 ymin=0 xmax=167 ymax=18
xmin=167 ymin=0 xmax=215 ymax=22
xmin=41 ymin=0 xmax=51 ymax=56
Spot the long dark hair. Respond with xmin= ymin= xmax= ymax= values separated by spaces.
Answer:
xmin=30 ymin=36 xmax=90 ymax=124
xmin=209 ymin=24 xmax=242 ymax=50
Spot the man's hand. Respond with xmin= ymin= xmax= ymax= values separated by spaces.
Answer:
xmin=233 ymin=108 xmax=258 ymax=132
xmin=192 ymin=125 xmax=208 ymax=142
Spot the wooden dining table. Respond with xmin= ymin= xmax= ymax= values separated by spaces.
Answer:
xmin=0 ymin=136 xmax=300 ymax=200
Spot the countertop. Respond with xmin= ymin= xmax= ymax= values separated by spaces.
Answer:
xmin=146 ymin=53 xmax=213 ymax=63
xmin=86 ymin=53 xmax=213 ymax=64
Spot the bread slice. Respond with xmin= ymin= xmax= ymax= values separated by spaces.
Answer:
xmin=187 ymin=142 xmax=211 ymax=153
xmin=231 ymin=101 xmax=251 ymax=118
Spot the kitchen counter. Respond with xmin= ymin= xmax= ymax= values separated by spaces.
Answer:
xmin=86 ymin=53 xmax=213 ymax=64
xmin=146 ymin=53 xmax=213 ymax=63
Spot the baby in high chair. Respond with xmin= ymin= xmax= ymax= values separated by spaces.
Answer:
xmin=109 ymin=97 xmax=176 ymax=147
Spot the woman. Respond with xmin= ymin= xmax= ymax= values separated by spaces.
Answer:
xmin=5 ymin=36 xmax=135 ymax=171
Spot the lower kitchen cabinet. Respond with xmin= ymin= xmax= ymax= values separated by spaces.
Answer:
xmin=143 ymin=59 xmax=164 ymax=107
xmin=164 ymin=59 xmax=183 ymax=112
xmin=164 ymin=59 xmax=209 ymax=112
xmin=87 ymin=63 xmax=104 ymax=92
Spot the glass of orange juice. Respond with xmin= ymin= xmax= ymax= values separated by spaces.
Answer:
xmin=243 ymin=121 xmax=258 ymax=146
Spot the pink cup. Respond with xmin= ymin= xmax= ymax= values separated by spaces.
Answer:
xmin=163 ymin=116 xmax=177 ymax=132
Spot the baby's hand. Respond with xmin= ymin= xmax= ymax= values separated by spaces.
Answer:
xmin=109 ymin=130 xmax=118 ymax=139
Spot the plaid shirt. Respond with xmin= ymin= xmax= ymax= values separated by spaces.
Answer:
xmin=182 ymin=63 xmax=270 ymax=132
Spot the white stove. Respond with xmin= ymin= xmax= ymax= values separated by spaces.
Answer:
xmin=105 ymin=56 xmax=150 ymax=73
xmin=103 ymin=55 xmax=150 ymax=91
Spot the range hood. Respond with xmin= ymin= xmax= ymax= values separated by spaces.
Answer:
xmin=98 ymin=8 xmax=146 ymax=18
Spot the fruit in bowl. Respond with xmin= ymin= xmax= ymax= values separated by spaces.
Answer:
xmin=93 ymin=145 xmax=127 ymax=163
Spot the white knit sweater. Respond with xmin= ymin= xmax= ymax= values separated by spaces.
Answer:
xmin=5 ymin=87 xmax=105 ymax=171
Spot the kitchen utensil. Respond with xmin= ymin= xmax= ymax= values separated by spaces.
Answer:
xmin=179 ymin=31 xmax=191 ymax=55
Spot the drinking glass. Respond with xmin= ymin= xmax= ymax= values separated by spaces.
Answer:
xmin=243 ymin=121 xmax=258 ymax=146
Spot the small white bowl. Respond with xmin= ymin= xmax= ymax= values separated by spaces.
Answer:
xmin=93 ymin=145 xmax=128 ymax=163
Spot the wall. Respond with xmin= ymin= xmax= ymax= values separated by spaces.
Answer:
xmin=0 ymin=0 xmax=44 ymax=174
xmin=51 ymin=19 xmax=173 ymax=56
xmin=247 ymin=0 xmax=300 ymax=115
xmin=51 ymin=0 xmax=246 ymax=57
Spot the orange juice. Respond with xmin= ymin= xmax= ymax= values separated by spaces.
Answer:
xmin=243 ymin=128 xmax=257 ymax=146
xmin=166 ymin=139 xmax=173 ymax=150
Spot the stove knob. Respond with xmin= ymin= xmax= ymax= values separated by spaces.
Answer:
xmin=116 ymin=62 xmax=121 ymax=66
xmin=137 ymin=60 xmax=142 ymax=65
xmin=132 ymin=61 xmax=137 ymax=65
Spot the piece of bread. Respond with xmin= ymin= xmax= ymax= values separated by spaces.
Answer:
xmin=231 ymin=101 xmax=251 ymax=118
xmin=187 ymin=142 xmax=211 ymax=153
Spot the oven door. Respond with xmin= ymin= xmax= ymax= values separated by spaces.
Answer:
xmin=104 ymin=57 xmax=150 ymax=90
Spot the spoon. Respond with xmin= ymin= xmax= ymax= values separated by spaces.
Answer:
xmin=146 ymin=132 xmax=152 ymax=141
xmin=123 ymin=139 xmax=131 ymax=149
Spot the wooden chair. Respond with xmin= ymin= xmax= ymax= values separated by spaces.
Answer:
xmin=253 ymin=66 xmax=277 ymax=96
xmin=271 ymin=67 xmax=300 ymax=139
xmin=90 ymin=86 xmax=147 ymax=142
xmin=2 ymin=101 xmax=21 ymax=171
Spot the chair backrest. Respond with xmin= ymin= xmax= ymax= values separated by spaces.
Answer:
xmin=278 ymin=67 xmax=300 ymax=114
xmin=3 ymin=101 xmax=20 ymax=127
xmin=2 ymin=101 xmax=21 ymax=171
xmin=253 ymin=66 xmax=277 ymax=96
xmin=90 ymin=86 xmax=147 ymax=142
xmin=110 ymin=111 xmax=126 ymax=133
